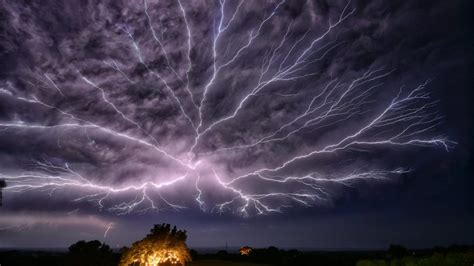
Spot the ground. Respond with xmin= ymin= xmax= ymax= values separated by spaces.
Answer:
xmin=188 ymin=260 xmax=268 ymax=266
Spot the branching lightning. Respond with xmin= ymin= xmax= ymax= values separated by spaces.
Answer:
xmin=0 ymin=0 xmax=455 ymax=216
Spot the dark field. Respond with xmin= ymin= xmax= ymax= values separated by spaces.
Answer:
xmin=188 ymin=260 xmax=268 ymax=266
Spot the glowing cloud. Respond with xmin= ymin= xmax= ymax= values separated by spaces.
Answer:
xmin=0 ymin=0 xmax=454 ymax=216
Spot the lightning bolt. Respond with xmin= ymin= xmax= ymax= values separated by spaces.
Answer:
xmin=104 ymin=223 xmax=114 ymax=238
xmin=0 ymin=0 xmax=455 ymax=216
xmin=102 ymin=59 xmax=135 ymax=84
xmin=191 ymin=0 xmax=355 ymax=154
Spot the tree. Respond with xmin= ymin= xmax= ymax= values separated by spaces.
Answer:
xmin=388 ymin=244 xmax=409 ymax=259
xmin=119 ymin=223 xmax=191 ymax=266
xmin=66 ymin=240 xmax=116 ymax=266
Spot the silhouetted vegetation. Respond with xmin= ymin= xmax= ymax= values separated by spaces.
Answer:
xmin=1 ymin=239 xmax=473 ymax=265
xmin=66 ymin=240 xmax=118 ymax=266
xmin=190 ymin=244 xmax=474 ymax=266
xmin=0 ymin=241 xmax=119 ymax=266
xmin=357 ymin=245 xmax=474 ymax=266
xmin=387 ymin=244 xmax=409 ymax=259
xmin=0 ymin=250 xmax=66 ymax=266
xmin=192 ymin=246 xmax=375 ymax=266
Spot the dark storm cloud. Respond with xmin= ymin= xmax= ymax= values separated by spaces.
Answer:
xmin=0 ymin=0 xmax=456 ymax=206
xmin=0 ymin=0 xmax=472 ymax=248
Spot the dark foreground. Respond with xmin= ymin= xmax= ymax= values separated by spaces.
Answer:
xmin=1 ymin=245 xmax=473 ymax=266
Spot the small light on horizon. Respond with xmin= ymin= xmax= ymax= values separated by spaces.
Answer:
xmin=240 ymin=246 xmax=253 ymax=256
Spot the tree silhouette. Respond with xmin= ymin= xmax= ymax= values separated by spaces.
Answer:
xmin=388 ymin=244 xmax=409 ymax=259
xmin=119 ymin=223 xmax=191 ymax=266
xmin=66 ymin=240 xmax=116 ymax=266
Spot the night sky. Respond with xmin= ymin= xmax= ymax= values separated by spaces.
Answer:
xmin=0 ymin=0 xmax=473 ymax=249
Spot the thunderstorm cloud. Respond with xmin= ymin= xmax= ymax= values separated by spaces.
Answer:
xmin=0 ymin=0 xmax=463 ymax=220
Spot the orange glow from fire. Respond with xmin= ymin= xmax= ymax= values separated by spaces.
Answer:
xmin=240 ymin=246 xmax=253 ymax=256
xmin=134 ymin=249 xmax=183 ymax=265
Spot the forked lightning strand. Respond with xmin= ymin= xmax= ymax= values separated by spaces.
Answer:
xmin=0 ymin=1 xmax=454 ymax=215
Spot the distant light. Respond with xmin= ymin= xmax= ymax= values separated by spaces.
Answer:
xmin=240 ymin=246 xmax=253 ymax=256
